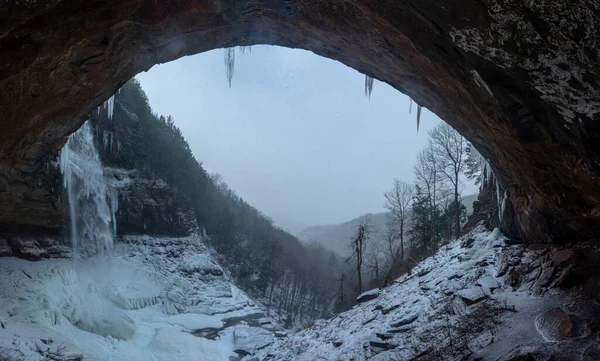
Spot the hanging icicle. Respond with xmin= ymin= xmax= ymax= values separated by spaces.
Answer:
xmin=416 ymin=105 xmax=422 ymax=133
xmin=364 ymin=75 xmax=374 ymax=98
xmin=107 ymin=95 xmax=115 ymax=120
xmin=239 ymin=46 xmax=252 ymax=54
xmin=224 ymin=48 xmax=235 ymax=87
xmin=409 ymin=98 xmax=413 ymax=114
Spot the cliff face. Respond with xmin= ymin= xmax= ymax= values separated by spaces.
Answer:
xmin=0 ymin=92 xmax=198 ymax=259
xmin=90 ymin=99 xmax=198 ymax=237
xmin=1 ymin=0 xmax=599 ymax=244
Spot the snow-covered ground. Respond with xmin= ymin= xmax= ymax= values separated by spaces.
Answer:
xmin=0 ymin=226 xmax=592 ymax=361
xmin=250 ymin=225 xmax=573 ymax=361
xmin=0 ymin=235 xmax=275 ymax=361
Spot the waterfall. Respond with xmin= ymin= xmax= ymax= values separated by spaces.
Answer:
xmin=59 ymin=121 xmax=117 ymax=258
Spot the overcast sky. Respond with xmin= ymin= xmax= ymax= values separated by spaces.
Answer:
xmin=137 ymin=45 xmax=477 ymax=233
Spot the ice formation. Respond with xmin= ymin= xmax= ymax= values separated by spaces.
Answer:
xmin=107 ymin=95 xmax=115 ymax=120
xmin=0 ymin=235 xmax=264 ymax=361
xmin=59 ymin=121 xmax=117 ymax=258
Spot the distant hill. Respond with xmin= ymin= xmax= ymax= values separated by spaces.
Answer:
xmin=299 ymin=193 xmax=478 ymax=256
xmin=272 ymin=215 xmax=308 ymax=235
xmin=298 ymin=212 xmax=389 ymax=256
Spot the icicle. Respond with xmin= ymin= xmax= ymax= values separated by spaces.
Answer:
xmin=239 ymin=46 xmax=251 ymax=54
xmin=107 ymin=95 xmax=115 ymax=120
xmin=470 ymin=146 xmax=493 ymax=187
xmin=103 ymin=131 xmax=109 ymax=150
xmin=495 ymin=178 xmax=506 ymax=226
xmin=417 ymin=105 xmax=422 ymax=133
xmin=364 ymin=75 xmax=374 ymax=98
xmin=409 ymin=98 xmax=413 ymax=114
xmin=224 ymin=48 xmax=235 ymax=87
xmin=110 ymin=189 xmax=119 ymax=239
xmin=500 ymin=192 xmax=508 ymax=224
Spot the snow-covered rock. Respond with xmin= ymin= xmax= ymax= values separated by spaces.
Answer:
xmin=457 ymin=287 xmax=488 ymax=304
xmin=356 ymin=288 xmax=380 ymax=303
xmin=249 ymin=225 xmax=594 ymax=361
xmin=477 ymin=274 xmax=500 ymax=291
xmin=233 ymin=325 xmax=274 ymax=355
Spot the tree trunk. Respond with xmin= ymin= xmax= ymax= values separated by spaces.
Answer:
xmin=431 ymin=173 xmax=437 ymax=252
xmin=400 ymin=221 xmax=404 ymax=262
xmin=454 ymin=174 xmax=460 ymax=240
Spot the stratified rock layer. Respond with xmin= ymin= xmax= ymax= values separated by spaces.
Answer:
xmin=1 ymin=1 xmax=600 ymax=243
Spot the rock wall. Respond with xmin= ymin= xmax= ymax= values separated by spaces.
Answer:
xmin=0 ymin=0 xmax=600 ymax=243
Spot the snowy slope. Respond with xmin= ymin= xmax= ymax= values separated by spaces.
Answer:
xmin=250 ymin=225 xmax=580 ymax=361
xmin=0 ymin=235 xmax=276 ymax=361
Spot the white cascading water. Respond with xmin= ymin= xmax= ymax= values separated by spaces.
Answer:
xmin=59 ymin=120 xmax=117 ymax=258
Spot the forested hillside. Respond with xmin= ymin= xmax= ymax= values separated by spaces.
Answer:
xmin=85 ymin=79 xmax=492 ymax=325
xmin=90 ymin=80 xmax=344 ymax=326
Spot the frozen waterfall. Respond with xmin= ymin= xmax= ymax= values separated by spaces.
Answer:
xmin=59 ymin=121 xmax=117 ymax=258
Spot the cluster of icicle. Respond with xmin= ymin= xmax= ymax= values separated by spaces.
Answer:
xmin=224 ymin=46 xmax=252 ymax=87
xmin=97 ymin=94 xmax=116 ymax=120
xmin=469 ymin=146 xmax=507 ymax=226
xmin=59 ymin=96 xmax=118 ymax=259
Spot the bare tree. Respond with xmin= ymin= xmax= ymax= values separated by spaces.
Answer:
xmin=414 ymin=146 xmax=441 ymax=252
xmin=384 ymin=179 xmax=414 ymax=263
xmin=348 ymin=220 xmax=370 ymax=294
xmin=381 ymin=224 xmax=401 ymax=285
xmin=429 ymin=123 xmax=468 ymax=240
xmin=365 ymin=240 xmax=384 ymax=287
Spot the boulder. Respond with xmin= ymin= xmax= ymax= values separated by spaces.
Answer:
xmin=477 ymin=275 xmax=499 ymax=289
xmin=356 ymin=289 xmax=380 ymax=303
xmin=457 ymin=287 xmax=488 ymax=305
xmin=390 ymin=314 xmax=419 ymax=328
xmin=534 ymin=308 xmax=573 ymax=342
